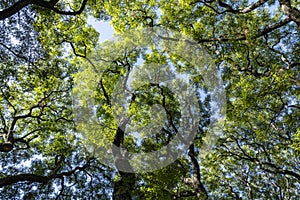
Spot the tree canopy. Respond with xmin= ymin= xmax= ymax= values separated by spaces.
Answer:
xmin=0 ymin=0 xmax=299 ymax=199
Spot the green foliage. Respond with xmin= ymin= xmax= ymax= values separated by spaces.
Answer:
xmin=1 ymin=0 xmax=300 ymax=199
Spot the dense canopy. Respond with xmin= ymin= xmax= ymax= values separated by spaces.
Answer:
xmin=0 ymin=0 xmax=299 ymax=199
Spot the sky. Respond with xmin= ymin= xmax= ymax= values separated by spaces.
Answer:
xmin=87 ymin=18 xmax=115 ymax=42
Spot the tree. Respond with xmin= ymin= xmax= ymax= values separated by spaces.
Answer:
xmin=0 ymin=0 xmax=299 ymax=199
xmin=99 ymin=0 xmax=300 ymax=198
xmin=73 ymin=28 xmax=224 ymax=199
xmin=0 ymin=0 xmax=113 ymax=199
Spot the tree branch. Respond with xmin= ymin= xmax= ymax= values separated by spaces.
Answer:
xmin=240 ymin=0 xmax=269 ymax=13
xmin=0 ymin=174 xmax=49 ymax=187
xmin=256 ymin=17 xmax=292 ymax=38
xmin=217 ymin=0 xmax=239 ymax=13
xmin=155 ymin=17 xmax=291 ymax=45
xmin=0 ymin=0 xmax=88 ymax=20
xmin=0 ymin=158 xmax=94 ymax=187
xmin=278 ymin=0 xmax=300 ymax=26
xmin=188 ymin=144 xmax=208 ymax=197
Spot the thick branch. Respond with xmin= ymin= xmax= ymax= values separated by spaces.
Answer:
xmin=279 ymin=0 xmax=300 ymax=26
xmin=112 ymin=121 xmax=136 ymax=200
xmin=0 ymin=159 xmax=93 ymax=187
xmin=188 ymin=144 xmax=208 ymax=197
xmin=259 ymin=161 xmax=300 ymax=181
xmin=256 ymin=18 xmax=292 ymax=38
xmin=217 ymin=0 xmax=239 ymax=13
xmin=218 ymin=0 xmax=269 ymax=14
xmin=99 ymin=79 xmax=111 ymax=106
xmin=241 ymin=0 xmax=269 ymax=13
xmin=201 ymin=0 xmax=268 ymax=14
xmin=156 ymin=17 xmax=291 ymax=45
xmin=0 ymin=0 xmax=32 ymax=20
xmin=0 ymin=174 xmax=49 ymax=187
xmin=0 ymin=0 xmax=87 ymax=20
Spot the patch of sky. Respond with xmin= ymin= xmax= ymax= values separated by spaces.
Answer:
xmin=87 ymin=17 xmax=115 ymax=42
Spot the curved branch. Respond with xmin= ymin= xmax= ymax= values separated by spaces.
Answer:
xmin=156 ymin=17 xmax=291 ymax=44
xmin=0 ymin=0 xmax=88 ymax=20
xmin=217 ymin=0 xmax=239 ymax=13
xmin=0 ymin=158 xmax=94 ymax=187
xmin=217 ymin=0 xmax=269 ymax=14
xmin=200 ymin=0 xmax=268 ymax=14
xmin=0 ymin=0 xmax=33 ymax=20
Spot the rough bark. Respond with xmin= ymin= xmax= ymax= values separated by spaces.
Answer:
xmin=112 ymin=124 xmax=136 ymax=200
xmin=278 ymin=0 xmax=300 ymax=26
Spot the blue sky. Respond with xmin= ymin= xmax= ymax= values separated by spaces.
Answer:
xmin=87 ymin=18 xmax=114 ymax=42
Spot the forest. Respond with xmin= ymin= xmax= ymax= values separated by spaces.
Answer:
xmin=0 ymin=0 xmax=299 ymax=199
